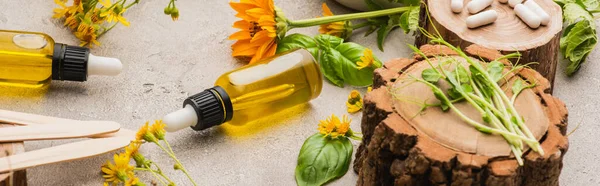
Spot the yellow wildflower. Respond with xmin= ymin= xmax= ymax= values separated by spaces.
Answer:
xmin=125 ymin=177 xmax=141 ymax=186
xmin=318 ymin=114 xmax=352 ymax=139
xmin=149 ymin=120 xmax=166 ymax=140
xmin=229 ymin=0 xmax=280 ymax=64
xmin=75 ymin=30 xmax=100 ymax=47
xmin=124 ymin=141 xmax=141 ymax=158
xmin=53 ymin=0 xmax=83 ymax=19
xmin=135 ymin=122 xmax=150 ymax=141
xmin=346 ymin=90 xmax=363 ymax=113
xmin=171 ymin=8 xmax=180 ymax=21
xmin=100 ymin=0 xmax=130 ymax=26
xmin=319 ymin=3 xmax=352 ymax=39
xmin=367 ymin=86 xmax=373 ymax=92
xmin=101 ymin=153 xmax=134 ymax=184
xmin=356 ymin=48 xmax=375 ymax=70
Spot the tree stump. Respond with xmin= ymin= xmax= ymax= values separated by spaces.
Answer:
xmin=414 ymin=0 xmax=562 ymax=93
xmin=0 ymin=124 xmax=26 ymax=186
xmin=353 ymin=45 xmax=569 ymax=186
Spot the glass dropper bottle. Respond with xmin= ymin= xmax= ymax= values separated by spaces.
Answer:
xmin=0 ymin=30 xmax=122 ymax=89
xmin=163 ymin=49 xmax=323 ymax=132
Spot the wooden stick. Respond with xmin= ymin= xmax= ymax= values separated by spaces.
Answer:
xmin=0 ymin=122 xmax=120 ymax=142
xmin=0 ymin=137 xmax=132 ymax=173
xmin=0 ymin=109 xmax=76 ymax=126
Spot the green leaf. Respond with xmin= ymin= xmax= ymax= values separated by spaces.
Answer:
xmin=376 ymin=15 xmax=402 ymax=51
xmin=386 ymin=0 xmax=420 ymax=5
xmin=512 ymin=79 xmax=524 ymax=95
xmin=276 ymin=34 xmax=318 ymax=57
xmin=314 ymin=34 xmax=344 ymax=50
xmin=295 ymin=134 xmax=353 ymax=186
xmin=399 ymin=6 xmax=420 ymax=34
xmin=461 ymin=84 xmax=473 ymax=93
xmin=447 ymin=88 xmax=463 ymax=100
xmin=322 ymin=43 xmax=383 ymax=86
xmin=563 ymin=3 xmax=594 ymax=25
xmin=319 ymin=51 xmax=345 ymax=87
xmin=487 ymin=61 xmax=505 ymax=82
xmin=559 ymin=2 xmax=598 ymax=76
xmin=364 ymin=0 xmax=384 ymax=10
xmin=577 ymin=0 xmax=600 ymax=10
xmin=456 ymin=65 xmax=470 ymax=84
xmin=422 ymin=68 xmax=442 ymax=83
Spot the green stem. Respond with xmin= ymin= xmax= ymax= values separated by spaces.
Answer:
xmin=124 ymin=0 xmax=139 ymax=9
xmin=135 ymin=167 xmax=168 ymax=186
xmin=288 ymin=7 xmax=410 ymax=28
xmin=155 ymin=142 xmax=198 ymax=186
xmin=98 ymin=23 xmax=119 ymax=38
xmin=351 ymin=22 xmax=372 ymax=29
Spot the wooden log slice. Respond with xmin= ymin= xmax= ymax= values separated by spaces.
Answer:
xmin=414 ymin=0 xmax=562 ymax=93
xmin=0 ymin=124 xmax=26 ymax=186
xmin=354 ymin=45 xmax=568 ymax=186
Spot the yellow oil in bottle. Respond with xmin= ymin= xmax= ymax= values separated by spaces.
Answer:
xmin=216 ymin=49 xmax=322 ymax=126
xmin=163 ymin=49 xmax=323 ymax=132
xmin=0 ymin=30 xmax=55 ymax=89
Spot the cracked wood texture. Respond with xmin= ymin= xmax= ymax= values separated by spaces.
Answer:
xmin=414 ymin=0 xmax=562 ymax=93
xmin=353 ymin=45 xmax=569 ymax=186
xmin=0 ymin=124 xmax=26 ymax=186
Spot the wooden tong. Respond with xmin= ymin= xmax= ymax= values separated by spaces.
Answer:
xmin=0 ymin=109 xmax=134 ymax=174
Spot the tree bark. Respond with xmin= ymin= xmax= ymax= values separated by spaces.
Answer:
xmin=414 ymin=0 xmax=562 ymax=93
xmin=354 ymin=44 xmax=569 ymax=186
xmin=0 ymin=124 xmax=27 ymax=186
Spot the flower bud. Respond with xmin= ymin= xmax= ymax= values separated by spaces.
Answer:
xmin=173 ymin=163 xmax=183 ymax=170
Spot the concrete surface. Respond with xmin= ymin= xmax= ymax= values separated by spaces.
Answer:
xmin=0 ymin=0 xmax=597 ymax=185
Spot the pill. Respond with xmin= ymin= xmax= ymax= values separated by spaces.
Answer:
xmin=509 ymin=0 xmax=524 ymax=7
xmin=467 ymin=0 xmax=493 ymax=14
xmin=466 ymin=10 xmax=498 ymax=28
xmin=451 ymin=0 xmax=464 ymax=13
xmin=499 ymin=0 xmax=508 ymax=3
xmin=514 ymin=4 xmax=541 ymax=28
xmin=524 ymin=0 xmax=550 ymax=25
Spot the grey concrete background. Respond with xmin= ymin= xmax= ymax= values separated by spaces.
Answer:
xmin=0 ymin=0 xmax=596 ymax=185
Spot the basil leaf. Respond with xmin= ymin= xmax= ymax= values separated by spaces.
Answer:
xmin=399 ymin=6 xmax=420 ymax=34
xmin=319 ymin=50 xmax=345 ymax=87
xmin=314 ymin=34 xmax=344 ymax=50
xmin=322 ymin=42 xmax=383 ymax=86
xmin=276 ymin=34 xmax=319 ymax=57
xmin=295 ymin=134 xmax=353 ymax=186
xmin=422 ymin=68 xmax=442 ymax=83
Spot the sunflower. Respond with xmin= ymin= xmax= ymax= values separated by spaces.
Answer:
xmin=229 ymin=0 xmax=286 ymax=64
xmin=99 ymin=0 xmax=130 ymax=26
xmin=318 ymin=114 xmax=352 ymax=139
xmin=356 ymin=48 xmax=375 ymax=70
xmin=346 ymin=90 xmax=363 ymax=113
xmin=101 ymin=153 xmax=134 ymax=184
xmin=319 ymin=3 xmax=352 ymax=39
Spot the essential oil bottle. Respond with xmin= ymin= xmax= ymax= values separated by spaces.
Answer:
xmin=0 ymin=30 xmax=122 ymax=89
xmin=163 ymin=49 xmax=323 ymax=132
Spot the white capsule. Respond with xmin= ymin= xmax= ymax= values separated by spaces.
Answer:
xmin=467 ymin=0 xmax=493 ymax=14
xmin=509 ymin=0 xmax=524 ymax=7
xmin=524 ymin=0 xmax=550 ymax=25
xmin=451 ymin=0 xmax=464 ymax=13
xmin=514 ymin=4 xmax=541 ymax=28
xmin=499 ymin=0 xmax=509 ymax=4
xmin=466 ymin=10 xmax=498 ymax=28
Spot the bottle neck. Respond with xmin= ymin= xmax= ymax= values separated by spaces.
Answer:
xmin=184 ymin=86 xmax=233 ymax=131
xmin=51 ymin=43 xmax=89 ymax=82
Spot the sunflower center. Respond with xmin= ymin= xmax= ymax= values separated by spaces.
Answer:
xmin=248 ymin=21 xmax=262 ymax=37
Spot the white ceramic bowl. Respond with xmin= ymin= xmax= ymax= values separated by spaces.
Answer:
xmin=334 ymin=0 xmax=403 ymax=11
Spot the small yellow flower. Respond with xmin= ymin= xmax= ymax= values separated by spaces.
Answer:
xmin=75 ymin=30 xmax=100 ymax=47
xmin=318 ymin=114 xmax=352 ymax=139
xmin=319 ymin=3 xmax=352 ymax=39
xmin=171 ymin=8 xmax=180 ymax=21
xmin=101 ymin=153 xmax=134 ymax=184
xmin=346 ymin=90 xmax=363 ymax=113
xmin=367 ymin=86 xmax=372 ymax=92
xmin=100 ymin=0 xmax=130 ymax=26
xmin=149 ymin=120 xmax=166 ymax=140
xmin=356 ymin=48 xmax=375 ymax=70
xmin=53 ymin=0 xmax=83 ymax=19
xmin=125 ymin=177 xmax=140 ymax=186
xmin=135 ymin=122 xmax=150 ymax=141
xmin=124 ymin=141 xmax=141 ymax=158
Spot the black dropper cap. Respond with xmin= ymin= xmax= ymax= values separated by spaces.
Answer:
xmin=184 ymin=86 xmax=233 ymax=130
xmin=51 ymin=43 xmax=89 ymax=82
